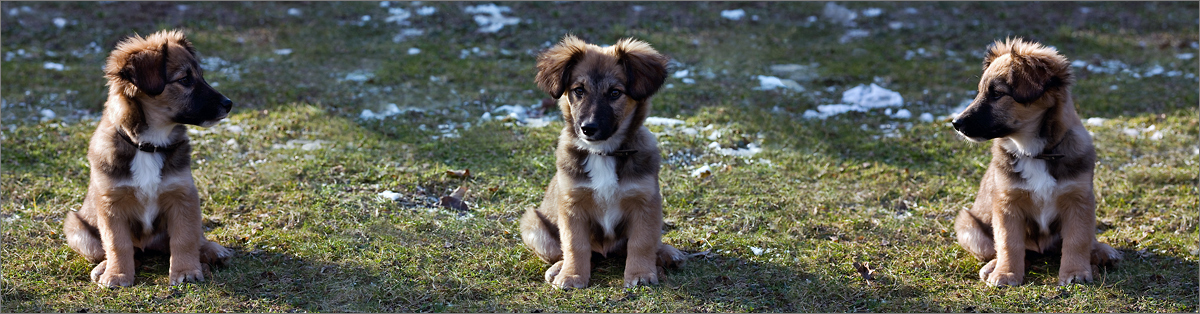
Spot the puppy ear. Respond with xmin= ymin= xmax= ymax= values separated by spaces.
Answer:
xmin=535 ymin=35 xmax=587 ymax=98
xmin=119 ymin=42 xmax=168 ymax=96
xmin=614 ymin=38 xmax=668 ymax=100
xmin=1009 ymin=56 xmax=1054 ymax=103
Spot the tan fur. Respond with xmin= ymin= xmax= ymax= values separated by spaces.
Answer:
xmin=63 ymin=29 xmax=233 ymax=288
xmin=520 ymin=35 xmax=685 ymax=289
xmin=952 ymin=38 xmax=1121 ymax=287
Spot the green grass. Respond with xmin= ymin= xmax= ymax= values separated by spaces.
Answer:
xmin=3 ymin=1 xmax=1197 ymax=312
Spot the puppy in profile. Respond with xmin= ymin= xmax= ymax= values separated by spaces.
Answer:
xmin=519 ymin=35 xmax=686 ymax=289
xmin=62 ymin=30 xmax=233 ymax=287
xmin=952 ymin=38 xmax=1120 ymax=287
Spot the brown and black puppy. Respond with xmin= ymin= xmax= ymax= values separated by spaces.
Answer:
xmin=519 ymin=35 xmax=686 ymax=289
xmin=952 ymin=38 xmax=1121 ymax=287
xmin=63 ymin=29 xmax=233 ymax=288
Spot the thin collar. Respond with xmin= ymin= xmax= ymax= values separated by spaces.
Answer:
xmin=1033 ymin=130 xmax=1070 ymax=161
xmin=116 ymin=128 xmax=183 ymax=153
xmin=596 ymin=149 xmax=637 ymax=157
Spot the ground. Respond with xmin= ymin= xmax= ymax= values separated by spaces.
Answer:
xmin=2 ymin=1 xmax=1197 ymax=312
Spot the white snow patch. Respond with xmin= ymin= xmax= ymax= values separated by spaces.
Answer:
xmin=682 ymin=78 xmax=696 ymax=84
xmin=919 ymin=112 xmax=934 ymax=123
xmin=464 ymin=4 xmax=521 ymax=33
xmin=861 ymin=8 xmax=882 ymax=17
xmin=392 ymin=28 xmax=425 ymax=43
xmin=378 ymin=190 xmax=402 ymax=201
xmin=287 ymin=8 xmax=301 ymax=16
xmin=43 ymin=62 xmax=65 ymax=71
xmin=720 ymin=9 xmax=745 ymax=21
xmin=1177 ymin=53 xmax=1194 ymax=60
xmin=1085 ymin=117 xmax=1106 ymax=126
xmin=673 ymin=69 xmax=690 ymax=78
xmin=891 ymin=108 xmax=912 ymax=119
xmin=39 ymin=109 xmax=56 ymax=121
xmin=750 ymin=246 xmax=765 ymax=255
xmin=1070 ymin=60 xmax=1088 ymax=68
xmin=343 ymin=70 xmax=375 ymax=82
xmin=407 ymin=47 xmax=421 ymax=55
xmin=415 ymin=6 xmax=436 ymax=16
xmin=842 ymin=83 xmax=903 ymax=108
xmin=690 ymin=165 xmax=712 ymax=177
xmin=1144 ymin=65 xmax=1165 ymax=77
xmin=53 ymin=17 xmax=67 ymax=28
xmin=822 ymin=2 xmax=857 ymax=26
xmin=753 ymin=75 xmax=804 ymax=91
xmin=361 ymin=103 xmax=423 ymax=119
xmin=714 ymin=143 xmax=762 ymax=157
xmin=645 ymin=117 xmax=686 ymax=126
xmin=839 ymin=29 xmax=870 ymax=43
xmin=803 ymin=104 xmax=866 ymax=120
xmin=385 ymin=7 xmax=412 ymax=24
xmin=274 ymin=49 xmax=293 ymax=56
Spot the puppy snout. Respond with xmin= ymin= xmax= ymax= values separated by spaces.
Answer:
xmin=220 ymin=98 xmax=233 ymax=111
xmin=951 ymin=118 xmax=965 ymax=131
xmin=579 ymin=123 xmax=599 ymax=137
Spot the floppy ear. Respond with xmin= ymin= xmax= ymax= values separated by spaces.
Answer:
xmin=614 ymin=38 xmax=668 ymax=100
xmin=119 ymin=42 xmax=168 ymax=96
xmin=1008 ymin=54 xmax=1062 ymax=104
xmin=535 ymin=35 xmax=587 ymax=98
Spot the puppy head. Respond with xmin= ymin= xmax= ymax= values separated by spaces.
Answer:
xmin=952 ymin=37 xmax=1072 ymax=141
xmin=105 ymin=29 xmax=232 ymax=128
xmin=535 ymin=35 xmax=668 ymax=145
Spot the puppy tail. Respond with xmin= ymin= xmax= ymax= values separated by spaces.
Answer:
xmin=63 ymin=211 xmax=105 ymax=264
xmin=954 ymin=210 xmax=996 ymax=261
xmin=656 ymin=243 xmax=693 ymax=268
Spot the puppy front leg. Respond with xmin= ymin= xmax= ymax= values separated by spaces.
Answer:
xmin=95 ymin=190 xmax=140 ymax=288
xmin=1057 ymin=191 xmax=1097 ymax=285
xmin=987 ymin=201 xmax=1027 ymax=287
xmin=622 ymin=195 xmax=662 ymax=287
xmin=552 ymin=195 xmax=593 ymax=289
xmin=160 ymin=188 xmax=206 ymax=285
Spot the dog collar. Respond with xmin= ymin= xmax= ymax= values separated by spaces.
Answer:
xmin=116 ymin=129 xmax=183 ymax=153
xmin=596 ymin=149 xmax=638 ymax=157
xmin=1032 ymin=130 xmax=1070 ymax=161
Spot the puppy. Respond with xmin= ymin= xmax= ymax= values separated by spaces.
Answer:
xmin=63 ymin=30 xmax=233 ymax=288
xmin=952 ymin=38 xmax=1121 ymax=287
xmin=519 ymin=35 xmax=686 ymax=289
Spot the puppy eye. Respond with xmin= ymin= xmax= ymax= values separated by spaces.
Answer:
xmin=988 ymin=91 xmax=1004 ymax=101
xmin=607 ymin=90 xmax=622 ymax=99
xmin=175 ymin=73 xmax=194 ymax=86
xmin=572 ymin=87 xmax=585 ymax=96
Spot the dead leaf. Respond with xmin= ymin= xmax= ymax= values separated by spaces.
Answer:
xmin=853 ymin=261 xmax=876 ymax=282
xmin=440 ymin=186 xmax=470 ymax=211
xmin=446 ymin=168 xmax=470 ymax=178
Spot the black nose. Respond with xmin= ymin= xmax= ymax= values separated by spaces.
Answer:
xmin=580 ymin=123 xmax=599 ymax=137
xmin=221 ymin=98 xmax=233 ymax=111
xmin=951 ymin=118 xmax=963 ymax=131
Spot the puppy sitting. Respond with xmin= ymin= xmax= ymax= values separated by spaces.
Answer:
xmin=952 ymin=38 xmax=1121 ymax=287
xmin=519 ymin=35 xmax=686 ymax=289
xmin=63 ymin=30 xmax=233 ymax=288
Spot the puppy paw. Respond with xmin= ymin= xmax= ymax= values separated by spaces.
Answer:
xmin=977 ymin=259 xmax=997 ymax=281
xmin=1092 ymin=242 xmax=1122 ymax=266
xmin=985 ymin=271 xmax=1023 ymax=287
xmin=1058 ymin=267 xmax=1094 ymax=286
xmin=551 ymin=274 xmax=589 ymax=290
xmin=90 ymin=261 xmax=108 ymax=283
xmin=623 ymin=271 xmax=659 ymax=288
xmin=96 ymin=269 xmax=135 ymax=288
xmin=168 ymin=263 xmax=206 ymax=286
xmin=200 ymin=242 xmax=233 ymax=266
xmin=544 ymin=261 xmax=564 ymax=284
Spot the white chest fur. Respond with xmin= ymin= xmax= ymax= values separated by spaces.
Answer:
xmin=1006 ymin=139 xmax=1059 ymax=234
xmin=130 ymin=151 xmax=164 ymax=232
xmin=583 ymin=154 xmax=622 ymax=237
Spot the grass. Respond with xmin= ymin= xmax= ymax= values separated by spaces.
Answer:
xmin=2 ymin=1 xmax=1197 ymax=312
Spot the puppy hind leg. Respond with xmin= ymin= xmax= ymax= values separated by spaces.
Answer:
xmin=954 ymin=210 xmax=996 ymax=261
xmin=519 ymin=209 xmax=562 ymax=263
xmin=64 ymin=211 xmax=105 ymax=264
